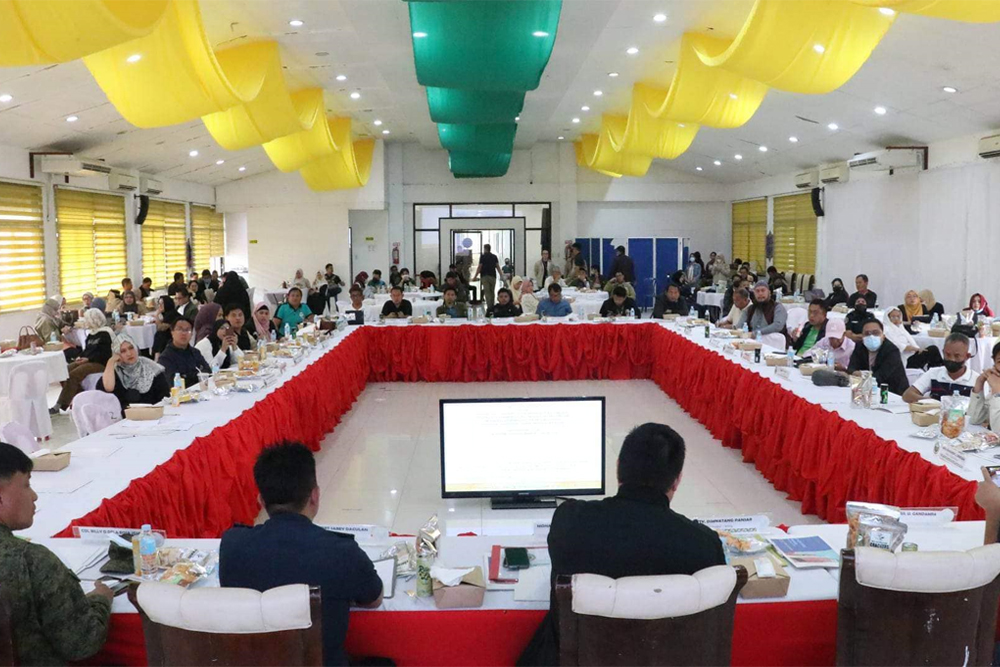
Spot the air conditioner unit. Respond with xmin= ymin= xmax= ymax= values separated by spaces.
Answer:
xmin=819 ymin=163 xmax=850 ymax=184
xmin=140 ymin=176 xmax=164 ymax=195
xmin=979 ymin=134 xmax=1000 ymax=159
xmin=848 ymin=148 xmax=924 ymax=173
xmin=794 ymin=170 xmax=818 ymax=189
xmin=109 ymin=172 xmax=138 ymax=191
xmin=39 ymin=156 xmax=112 ymax=177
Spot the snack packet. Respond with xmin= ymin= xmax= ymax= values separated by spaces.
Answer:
xmin=940 ymin=393 xmax=969 ymax=439
xmin=850 ymin=372 xmax=874 ymax=409
xmin=855 ymin=514 xmax=908 ymax=552
xmin=845 ymin=502 xmax=901 ymax=549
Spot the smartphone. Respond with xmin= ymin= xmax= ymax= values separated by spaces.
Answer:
xmin=986 ymin=466 xmax=1000 ymax=487
xmin=97 ymin=576 xmax=131 ymax=596
xmin=503 ymin=547 xmax=531 ymax=570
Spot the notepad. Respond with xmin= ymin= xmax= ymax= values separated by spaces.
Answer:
xmin=372 ymin=557 xmax=397 ymax=599
xmin=513 ymin=566 xmax=551 ymax=602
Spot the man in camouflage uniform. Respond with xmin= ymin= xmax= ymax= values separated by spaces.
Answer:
xmin=0 ymin=442 xmax=113 ymax=665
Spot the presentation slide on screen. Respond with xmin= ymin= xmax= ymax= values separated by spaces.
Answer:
xmin=442 ymin=399 xmax=604 ymax=494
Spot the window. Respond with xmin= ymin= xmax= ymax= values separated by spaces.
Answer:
xmin=731 ymin=198 xmax=766 ymax=272
xmin=191 ymin=205 xmax=224 ymax=272
xmin=0 ymin=181 xmax=46 ymax=312
xmin=55 ymin=188 xmax=127 ymax=300
xmin=772 ymin=193 xmax=817 ymax=275
xmin=141 ymin=199 xmax=187 ymax=288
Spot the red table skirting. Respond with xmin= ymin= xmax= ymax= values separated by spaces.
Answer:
xmin=85 ymin=599 xmax=838 ymax=667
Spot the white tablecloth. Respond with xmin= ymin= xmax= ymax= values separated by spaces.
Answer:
xmin=911 ymin=331 xmax=996 ymax=374
xmin=72 ymin=323 xmax=157 ymax=351
xmin=697 ymin=291 xmax=726 ymax=309
xmin=337 ymin=299 xmax=440 ymax=322
xmin=0 ymin=350 xmax=69 ymax=397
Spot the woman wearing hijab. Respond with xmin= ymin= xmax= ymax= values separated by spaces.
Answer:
xmin=898 ymin=290 xmax=929 ymax=328
xmin=98 ymin=333 xmax=170 ymax=414
xmin=213 ymin=270 xmax=251 ymax=321
xmin=519 ymin=279 xmax=539 ymax=315
xmin=50 ymin=308 xmax=115 ymax=413
xmin=116 ymin=290 xmax=147 ymax=318
xmin=157 ymin=317 xmax=211 ymax=388
xmin=34 ymin=296 xmax=64 ymax=342
xmin=195 ymin=319 xmax=241 ymax=369
xmin=104 ymin=289 xmax=122 ymax=314
xmin=286 ymin=268 xmax=311 ymax=292
xmin=969 ymin=293 xmax=994 ymax=318
xmin=824 ymin=278 xmax=849 ymax=308
xmin=77 ymin=292 xmax=95 ymax=318
xmin=884 ymin=308 xmax=943 ymax=370
xmin=252 ymin=302 xmax=277 ymax=341
xmin=194 ymin=302 xmax=222 ymax=343
xmin=919 ymin=289 xmax=945 ymax=320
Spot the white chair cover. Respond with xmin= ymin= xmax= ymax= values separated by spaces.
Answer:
xmin=7 ymin=361 xmax=51 ymax=439
xmin=0 ymin=421 xmax=38 ymax=453
xmin=761 ymin=333 xmax=788 ymax=351
xmin=81 ymin=372 xmax=102 ymax=392
xmin=785 ymin=308 xmax=809 ymax=338
xmin=70 ymin=391 xmax=122 ymax=438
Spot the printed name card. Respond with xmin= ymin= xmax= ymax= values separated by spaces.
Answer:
xmin=899 ymin=507 xmax=957 ymax=524
xmin=320 ymin=524 xmax=389 ymax=542
xmin=937 ymin=444 xmax=967 ymax=471
xmin=533 ymin=521 xmax=551 ymax=536
xmin=774 ymin=366 xmax=791 ymax=380
xmin=693 ymin=514 xmax=771 ymax=535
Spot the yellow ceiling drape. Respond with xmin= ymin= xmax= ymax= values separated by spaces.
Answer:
xmin=0 ymin=0 xmax=167 ymax=66
xmin=264 ymin=114 xmax=346 ymax=173
xmin=852 ymin=0 xmax=1000 ymax=22
xmin=300 ymin=138 xmax=376 ymax=191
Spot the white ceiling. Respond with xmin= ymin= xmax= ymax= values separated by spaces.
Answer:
xmin=0 ymin=0 xmax=998 ymax=186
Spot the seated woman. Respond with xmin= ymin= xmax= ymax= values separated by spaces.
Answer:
xmin=195 ymin=320 xmax=241 ymax=370
xmin=418 ymin=270 xmax=437 ymax=290
xmin=116 ymin=290 xmax=147 ymax=319
xmin=105 ymin=289 xmax=122 ymax=314
xmin=194 ymin=302 xmax=222 ymax=346
xmin=187 ymin=280 xmax=207 ymax=304
xmin=285 ymin=268 xmax=311 ymax=292
xmin=898 ymin=290 xmax=929 ymax=329
xmin=824 ymin=278 xmax=849 ymax=309
xmin=919 ymin=289 xmax=945 ymax=320
xmin=969 ymin=293 xmax=994 ymax=320
xmin=98 ymin=333 xmax=170 ymax=414
xmin=518 ymin=279 xmax=539 ymax=315
xmin=157 ymin=317 xmax=211 ymax=388
xmin=151 ymin=295 xmax=178 ymax=359
xmin=884 ymin=308 xmax=943 ymax=370
xmin=273 ymin=287 xmax=314 ymax=334
xmin=489 ymin=288 xmax=522 ymax=318
xmin=33 ymin=296 xmax=65 ymax=343
xmin=50 ymin=308 xmax=114 ymax=414
xmin=251 ymin=302 xmax=278 ymax=341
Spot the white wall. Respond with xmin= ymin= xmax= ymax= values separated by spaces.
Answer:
xmin=244 ymin=205 xmax=351 ymax=290
xmin=348 ymin=209 xmax=390 ymax=279
xmin=224 ymin=212 xmax=248 ymax=271
xmin=577 ymin=201 xmax=730 ymax=254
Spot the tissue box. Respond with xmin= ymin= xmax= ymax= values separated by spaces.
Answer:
xmin=410 ymin=316 xmax=429 ymax=325
xmin=911 ymin=410 xmax=940 ymax=427
xmin=661 ymin=314 xmax=679 ymax=321
xmin=43 ymin=342 xmax=63 ymax=352
xmin=734 ymin=340 xmax=762 ymax=351
xmin=125 ymin=405 xmax=164 ymax=421
xmin=731 ymin=555 xmax=790 ymax=599
xmin=765 ymin=354 xmax=790 ymax=367
xmin=433 ymin=567 xmax=486 ymax=609
xmin=910 ymin=399 xmax=942 ymax=413
xmin=928 ymin=328 xmax=948 ymax=338
xmin=32 ymin=451 xmax=71 ymax=472
xmin=514 ymin=314 xmax=540 ymax=323
xmin=799 ymin=363 xmax=825 ymax=376
xmin=832 ymin=305 xmax=849 ymax=314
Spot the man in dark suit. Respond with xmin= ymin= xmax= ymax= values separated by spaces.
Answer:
xmin=609 ymin=246 xmax=635 ymax=283
xmin=847 ymin=319 xmax=910 ymax=395
xmin=518 ymin=423 xmax=725 ymax=665
xmin=219 ymin=443 xmax=383 ymax=666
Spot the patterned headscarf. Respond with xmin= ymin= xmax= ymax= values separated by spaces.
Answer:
xmin=112 ymin=332 xmax=164 ymax=394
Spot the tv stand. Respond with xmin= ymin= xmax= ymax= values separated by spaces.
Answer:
xmin=490 ymin=496 xmax=557 ymax=510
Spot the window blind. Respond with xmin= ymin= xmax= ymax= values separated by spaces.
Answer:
xmin=55 ymin=188 xmax=127 ymax=300
xmin=731 ymin=198 xmax=766 ymax=272
xmin=191 ymin=205 xmax=224 ymax=272
xmin=0 ymin=181 xmax=46 ymax=312
xmin=141 ymin=199 xmax=187 ymax=287
xmin=773 ymin=193 xmax=817 ymax=275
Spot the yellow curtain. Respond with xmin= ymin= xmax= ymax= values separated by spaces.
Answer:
xmin=0 ymin=0 xmax=167 ymax=66
xmin=55 ymin=188 xmax=127 ymax=299
xmin=772 ymin=193 xmax=818 ymax=275
xmin=731 ymin=199 xmax=767 ymax=272
xmin=190 ymin=204 xmax=224 ymax=269
xmin=141 ymin=199 xmax=186 ymax=288
xmin=0 ymin=181 xmax=46 ymax=312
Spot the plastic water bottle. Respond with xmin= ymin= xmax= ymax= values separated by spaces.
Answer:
xmin=741 ymin=323 xmax=749 ymax=335
xmin=139 ymin=524 xmax=158 ymax=578
xmin=171 ymin=373 xmax=182 ymax=407
xmin=826 ymin=354 xmax=836 ymax=370
xmin=49 ymin=330 xmax=57 ymax=343
xmin=931 ymin=313 xmax=939 ymax=327
xmin=687 ymin=306 xmax=695 ymax=317
xmin=112 ymin=310 xmax=120 ymax=325
xmin=270 ymin=329 xmax=277 ymax=343
xmin=284 ymin=323 xmax=291 ymax=339
xmin=211 ymin=363 xmax=220 ymax=376
xmin=786 ymin=348 xmax=794 ymax=365
xmin=755 ymin=330 xmax=762 ymax=343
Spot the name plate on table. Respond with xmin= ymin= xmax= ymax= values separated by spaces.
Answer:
xmin=774 ymin=366 xmax=791 ymax=380
xmin=533 ymin=520 xmax=551 ymax=536
xmin=73 ymin=526 xmax=164 ymax=542
xmin=899 ymin=507 xmax=957 ymax=524
xmin=694 ymin=514 xmax=771 ymax=535
xmin=320 ymin=524 xmax=389 ymax=542
xmin=937 ymin=444 xmax=967 ymax=471
xmin=741 ymin=351 xmax=754 ymax=363
xmin=722 ymin=344 xmax=736 ymax=356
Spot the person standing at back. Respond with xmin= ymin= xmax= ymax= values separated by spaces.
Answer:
xmin=533 ymin=249 xmax=555 ymax=287
xmin=473 ymin=243 xmax=502 ymax=310
xmin=518 ymin=423 xmax=725 ymax=666
xmin=220 ymin=443 xmax=383 ymax=666
xmin=609 ymin=245 xmax=635 ymax=283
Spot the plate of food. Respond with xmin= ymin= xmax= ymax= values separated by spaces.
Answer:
xmin=716 ymin=530 xmax=769 ymax=555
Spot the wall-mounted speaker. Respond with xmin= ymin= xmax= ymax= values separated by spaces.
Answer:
xmin=811 ymin=187 xmax=824 ymax=217
xmin=135 ymin=194 xmax=150 ymax=225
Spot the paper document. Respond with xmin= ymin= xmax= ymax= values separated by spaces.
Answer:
xmin=873 ymin=404 xmax=910 ymax=415
xmin=31 ymin=477 xmax=92 ymax=495
xmin=513 ymin=566 xmax=551 ymax=602
xmin=768 ymin=535 xmax=840 ymax=569
xmin=372 ymin=557 xmax=397 ymax=599
xmin=63 ymin=443 xmax=123 ymax=459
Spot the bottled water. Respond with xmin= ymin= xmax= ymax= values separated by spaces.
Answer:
xmin=284 ymin=323 xmax=291 ymax=339
xmin=139 ymin=524 xmax=158 ymax=578
xmin=49 ymin=330 xmax=57 ymax=343
xmin=786 ymin=348 xmax=794 ymax=364
xmin=827 ymin=354 xmax=835 ymax=369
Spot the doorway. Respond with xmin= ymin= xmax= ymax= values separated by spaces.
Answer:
xmin=450 ymin=228 xmax=515 ymax=303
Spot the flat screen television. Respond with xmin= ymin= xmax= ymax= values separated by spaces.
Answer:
xmin=439 ymin=397 xmax=606 ymax=509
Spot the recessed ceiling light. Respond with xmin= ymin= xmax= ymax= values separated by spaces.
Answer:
xmin=238 ymin=166 xmax=246 ymax=172
xmin=65 ymin=115 xmax=79 ymax=122
xmin=412 ymin=31 xmax=427 ymax=38
xmin=558 ymin=136 xmax=564 ymax=140
xmin=382 ymin=130 xmax=390 ymax=135
xmin=0 ymin=94 xmax=11 ymax=103
xmin=515 ymin=115 xmax=520 ymax=121
xmin=188 ymin=150 xmax=199 ymax=157
xmin=879 ymin=7 xmax=896 ymax=16
xmin=626 ymin=47 xmax=639 ymax=55
xmin=827 ymin=122 xmax=838 ymax=130
xmin=729 ymin=93 xmax=738 ymax=100
xmin=572 ymin=117 xmax=580 ymax=123
xmin=874 ymin=106 xmax=887 ymax=115
xmin=678 ymin=123 xmax=685 ymax=128
xmin=789 ymin=136 xmax=798 ymax=143
xmin=943 ymin=86 xmax=957 ymax=93
xmin=532 ymin=31 xmax=549 ymax=37
xmin=734 ymin=154 xmax=743 ymax=160
xmin=696 ymin=166 xmax=703 ymax=171
xmin=373 ymin=119 xmax=383 ymax=126
xmin=607 ymin=72 xmax=619 ymax=78
xmin=289 ymin=19 xmax=303 ymax=27
xmin=126 ymin=54 xmax=142 ymax=64
xmin=759 ymin=145 xmax=768 ymax=152
xmin=216 ymin=159 xmax=225 ymax=165
xmin=335 ymin=74 xmax=347 ymax=81
xmin=813 ymin=43 xmax=826 ymax=54
xmin=713 ymin=160 xmax=722 ymax=166
xmin=581 ymin=106 xmax=590 ymax=111
xmin=653 ymin=13 xmax=667 ymax=22
xmin=350 ymin=91 xmax=361 ymax=100
xmin=593 ymin=90 xmax=603 ymax=96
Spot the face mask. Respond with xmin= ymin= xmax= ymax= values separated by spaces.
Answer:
xmin=863 ymin=335 xmax=882 ymax=352
xmin=943 ymin=359 xmax=965 ymax=374
xmin=855 ymin=305 xmax=867 ymax=313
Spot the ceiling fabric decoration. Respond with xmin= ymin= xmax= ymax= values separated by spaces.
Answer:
xmin=299 ymin=137 xmax=375 ymax=191
xmin=0 ymin=0 xmax=168 ymax=66
xmin=407 ymin=0 xmax=561 ymax=178
xmin=852 ymin=0 xmax=1000 ymax=22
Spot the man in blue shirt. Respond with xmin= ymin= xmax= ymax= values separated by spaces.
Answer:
xmin=219 ymin=443 xmax=383 ymax=666
xmin=536 ymin=283 xmax=573 ymax=317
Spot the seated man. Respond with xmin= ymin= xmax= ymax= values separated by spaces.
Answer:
xmin=436 ymin=287 xmax=468 ymax=318
xmin=367 ymin=269 xmax=386 ymax=291
xmin=652 ymin=283 xmax=690 ymax=319
xmin=766 ymin=266 xmax=789 ymax=294
xmin=791 ymin=299 xmax=829 ymax=355
xmin=488 ymin=288 xmax=522 ymax=318
xmin=903 ymin=333 xmax=980 ymax=403
xmin=343 ymin=286 xmax=366 ymax=325
xmin=439 ymin=271 xmax=469 ymax=302
xmin=847 ymin=319 xmax=909 ymax=395
xmin=536 ymin=283 xmax=573 ymax=317
xmin=736 ymin=281 xmax=788 ymax=336
xmin=520 ymin=423 xmax=725 ymax=666
xmin=543 ymin=265 xmax=567 ymax=290
xmin=220 ymin=443 xmax=383 ymax=666
xmin=173 ymin=286 xmax=198 ymax=321
xmin=380 ymin=286 xmax=412 ymax=319
xmin=568 ymin=266 xmax=589 ymax=289
xmin=809 ymin=318 xmax=855 ymax=372
xmin=600 ymin=286 xmax=639 ymax=318
xmin=847 ymin=273 xmax=878 ymax=309
xmin=0 ymin=443 xmax=114 ymax=665
xmin=603 ymin=272 xmax=636 ymax=300
xmin=717 ymin=287 xmax=750 ymax=329
xmin=845 ymin=293 xmax=876 ymax=342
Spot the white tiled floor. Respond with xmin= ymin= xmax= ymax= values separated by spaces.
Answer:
xmin=310 ymin=380 xmax=825 ymax=535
